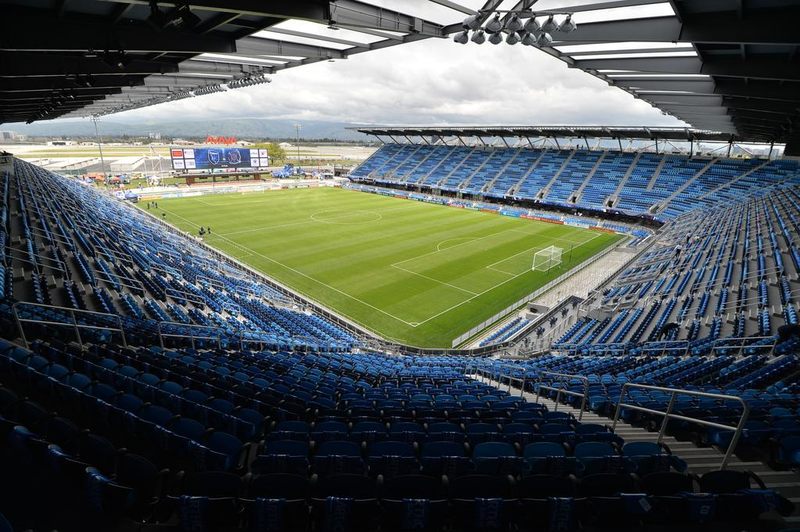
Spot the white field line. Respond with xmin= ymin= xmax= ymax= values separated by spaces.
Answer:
xmin=159 ymin=207 xmax=419 ymax=327
xmin=219 ymin=203 xmax=419 ymax=237
xmin=391 ymin=264 xmax=480 ymax=296
xmin=391 ymin=227 xmax=532 ymax=269
xmin=162 ymin=202 xmax=609 ymax=331
xmin=412 ymin=229 xmax=606 ymax=327
xmin=485 ymin=231 xmax=600 ymax=273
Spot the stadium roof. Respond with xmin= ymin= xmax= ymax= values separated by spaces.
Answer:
xmin=0 ymin=0 xmax=446 ymax=124
xmin=502 ymin=0 xmax=800 ymax=147
xmin=354 ymin=126 xmax=745 ymax=143
xmin=1 ymin=0 xmax=798 ymax=150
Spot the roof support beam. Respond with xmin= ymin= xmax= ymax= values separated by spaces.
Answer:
xmin=237 ymin=36 xmax=347 ymax=59
xmin=96 ymin=1 xmax=443 ymax=36
xmin=554 ymin=15 xmax=800 ymax=45
xmin=0 ymin=52 xmax=179 ymax=77
xmin=577 ymin=57 xmax=800 ymax=82
xmin=0 ymin=11 xmax=236 ymax=54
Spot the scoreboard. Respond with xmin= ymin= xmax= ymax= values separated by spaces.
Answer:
xmin=170 ymin=147 xmax=270 ymax=171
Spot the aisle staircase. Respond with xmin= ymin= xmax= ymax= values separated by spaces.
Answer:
xmin=475 ymin=375 xmax=800 ymax=525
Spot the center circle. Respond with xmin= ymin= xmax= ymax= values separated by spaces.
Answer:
xmin=311 ymin=209 xmax=382 ymax=225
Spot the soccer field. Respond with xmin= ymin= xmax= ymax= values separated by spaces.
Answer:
xmin=146 ymin=187 xmax=623 ymax=347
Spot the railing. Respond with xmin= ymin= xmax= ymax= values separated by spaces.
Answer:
xmin=639 ymin=341 xmax=691 ymax=357
xmin=465 ymin=364 xmax=525 ymax=394
xmin=611 ymin=383 xmax=749 ymax=469
xmin=13 ymin=302 xmax=126 ymax=349
xmin=157 ymin=321 xmax=222 ymax=350
xmin=535 ymin=371 xmax=589 ymax=421
xmin=490 ymin=363 xmax=528 ymax=397
xmin=709 ymin=336 xmax=777 ymax=357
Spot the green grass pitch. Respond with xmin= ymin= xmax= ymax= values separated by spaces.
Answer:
xmin=144 ymin=187 xmax=623 ymax=347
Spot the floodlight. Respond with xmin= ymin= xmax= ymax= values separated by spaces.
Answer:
xmin=463 ymin=13 xmax=482 ymax=30
xmin=504 ymin=14 xmax=523 ymax=32
xmin=453 ymin=30 xmax=469 ymax=44
xmin=521 ymin=31 xmax=537 ymax=46
xmin=536 ymin=31 xmax=553 ymax=46
xmin=523 ymin=18 xmax=541 ymax=33
xmin=470 ymin=29 xmax=486 ymax=44
xmin=488 ymin=32 xmax=503 ymax=45
xmin=559 ymin=15 xmax=577 ymax=32
xmin=485 ymin=15 xmax=503 ymax=33
xmin=506 ymin=32 xmax=520 ymax=45
xmin=541 ymin=15 xmax=558 ymax=33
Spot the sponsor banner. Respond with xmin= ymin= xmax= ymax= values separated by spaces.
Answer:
xmin=170 ymin=146 xmax=269 ymax=170
xmin=590 ymin=226 xmax=617 ymax=233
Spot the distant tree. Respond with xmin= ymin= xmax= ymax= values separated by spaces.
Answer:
xmin=266 ymin=142 xmax=286 ymax=163
xmin=252 ymin=142 xmax=286 ymax=164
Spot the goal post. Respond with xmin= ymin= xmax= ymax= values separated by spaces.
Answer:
xmin=532 ymin=245 xmax=563 ymax=272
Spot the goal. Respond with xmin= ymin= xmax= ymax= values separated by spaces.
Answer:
xmin=532 ymin=245 xmax=563 ymax=272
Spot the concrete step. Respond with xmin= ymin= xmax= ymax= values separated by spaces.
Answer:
xmin=478 ymin=376 xmax=800 ymax=521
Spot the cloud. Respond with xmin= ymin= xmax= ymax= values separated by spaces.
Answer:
xmin=28 ymin=33 xmax=686 ymax=131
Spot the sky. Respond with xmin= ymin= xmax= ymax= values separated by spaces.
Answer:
xmin=15 ymin=0 xmax=687 ymax=131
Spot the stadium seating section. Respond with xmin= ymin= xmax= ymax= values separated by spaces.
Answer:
xmin=1 ymin=156 xmax=800 ymax=531
xmin=351 ymin=144 xmax=800 ymax=222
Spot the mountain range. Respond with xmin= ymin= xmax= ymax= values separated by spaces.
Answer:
xmin=5 ymin=118 xmax=375 ymax=142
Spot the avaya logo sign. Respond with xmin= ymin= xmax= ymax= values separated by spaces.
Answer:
xmin=205 ymin=135 xmax=237 ymax=145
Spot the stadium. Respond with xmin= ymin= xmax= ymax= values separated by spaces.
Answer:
xmin=1 ymin=0 xmax=800 ymax=531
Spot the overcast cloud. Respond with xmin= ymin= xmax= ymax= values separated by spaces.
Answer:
xmin=117 ymin=39 xmax=684 ymax=129
xmin=21 ymin=0 xmax=686 ymax=131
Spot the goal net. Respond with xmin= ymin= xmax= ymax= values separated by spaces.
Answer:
xmin=532 ymin=245 xmax=563 ymax=272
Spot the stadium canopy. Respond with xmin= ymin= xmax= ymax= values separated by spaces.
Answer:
xmin=354 ymin=126 xmax=742 ymax=143
xmin=0 ymin=0 xmax=446 ymax=124
xmin=1 ymin=0 xmax=798 ymax=152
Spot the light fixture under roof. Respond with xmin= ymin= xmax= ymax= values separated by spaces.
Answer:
xmin=523 ymin=18 xmax=541 ymax=33
xmin=462 ymin=13 xmax=482 ymax=30
xmin=470 ymin=29 xmax=486 ymax=44
xmin=453 ymin=30 xmax=469 ymax=44
xmin=541 ymin=15 xmax=558 ymax=34
xmin=521 ymin=32 xmax=537 ymax=46
xmin=504 ymin=14 xmax=523 ymax=33
xmin=559 ymin=15 xmax=577 ymax=33
xmin=536 ymin=32 xmax=553 ymax=46
xmin=484 ymin=15 xmax=503 ymax=34
xmin=457 ymin=9 xmax=576 ymax=48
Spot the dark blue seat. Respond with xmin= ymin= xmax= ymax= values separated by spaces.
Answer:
xmin=243 ymin=474 xmax=310 ymax=532
xmin=350 ymin=421 xmax=388 ymax=443
xmin=313 ymin=440 xmax=365 ymax=476
xmin=170 ymin=471 xmax=241 ymax=531
xmin=420 ymin=441 xmax=471 ymax=477
xmin=311 ymin=474 xmax=379 ymax=532
xmin=389 ymin=421 xmax=425 ymax=443
xmin=449 ymin=474 xmax=515 ymax=531
xmin=366 ymin=441 xmax=418 ymax=477
xmin=381 ymin=475 xmax=448 ymax=531
xmin=312 ymin=420 xmax=349 ymax=443
xmin=777 ymin=435 xmax=800 ymax=467
xmin=473 ymin=441 xmax=524 ymax=476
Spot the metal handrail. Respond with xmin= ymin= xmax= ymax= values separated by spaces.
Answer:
xmin=13 ymin=301 xmax=126 ymax=349
xmin=611 ymin=383 xmax=749 ymax=469
xmin=709 ymin=335 xmax=777 ymax=357
xmin=495 ymin=363 xmax=528 ymax=398
xmin=536 ymin=371 xmax=589 ymax=421
xmin=639 ymin=342 xmax=691 ymax=357
xmin=157 ymin=321 xmax=222 ymax=350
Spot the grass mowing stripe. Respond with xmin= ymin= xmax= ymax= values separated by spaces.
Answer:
xmin=145 ymin=187 xmax=623 ymax=346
